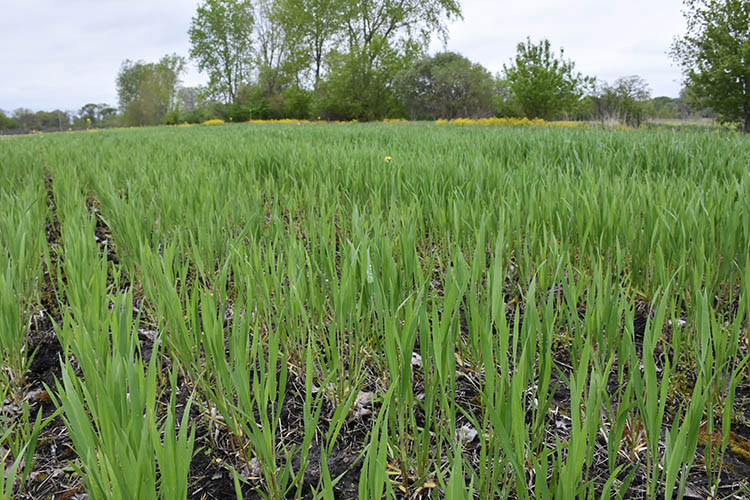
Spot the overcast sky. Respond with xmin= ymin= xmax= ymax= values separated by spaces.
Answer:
xmin=0 ymin=0 xmax=687 ymax=113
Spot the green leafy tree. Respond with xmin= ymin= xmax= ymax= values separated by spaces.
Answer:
xmin=189 ymin=0 xmax=254 ymax=103
xmin=0 ymin=110 xmax=20 ymax=130
xmin=504 ymin=38 xmax=590 ymax=120
xmin=611 ymin=76 xmax=651 ymax=127
xmin=116 ymin=54 xmax=186 ymax=126
xmin=99 ymin=107 xmax=118 ymax=121
xmin=395 ymin=52 xmax=495 ymax=119
xmin=493 ymin=76 xmax=522 ymax=117
xmin=319 ymin=0 xmax=461 ymax=120
xmin=9 ymin=109 xmax=69 ymax=130
xmin=282 ymin=85 xmax=313 ymax=118
xmin=79 ymin=103 xmax=101 ymax=124
xmin=177 ymin=87 xmax=201 ymax=114
xmin=320 ymin=44 xmax=408 ymax=120
xmin=648 ymin=96 xmax=682 ymax=120
xmin=671 ymin=0 xmax=750 ymax=132
xmin=677 ymin=85 xmax=716 ymax=119
xmin=253 ymin=0 xmax=308 ymax=96
xmin=170 ymin=87 xmax=212 ymax=123
xmin=275 ymin=0 xmax=343 ymax=89
xmin=11 ymin=108 xmax=39 ymax=130
xmin=79 ymin=103 xmax=116 ymax=125
xmin=591 ymin=75 xmax=651 ymax=127
xmin=36 ymin=110 xmax=71 ymax=130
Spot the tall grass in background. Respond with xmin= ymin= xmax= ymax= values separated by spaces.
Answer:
xmin=1 ymin=123 xmax=748 ymax=498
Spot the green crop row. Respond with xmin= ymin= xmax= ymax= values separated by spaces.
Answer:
xmin=1 ymin=123 xmax=748 ymax=499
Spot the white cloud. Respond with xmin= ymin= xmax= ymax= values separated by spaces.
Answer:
xmin=433 ymin=0 xmax=686 ymax=96
xmin=0 ymin=0 xmax=203 ymax=111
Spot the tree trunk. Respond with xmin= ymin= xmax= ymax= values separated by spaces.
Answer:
xmin=315 ymin=53 xmax=322 ymax=90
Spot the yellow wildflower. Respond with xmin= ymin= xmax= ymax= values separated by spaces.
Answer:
xmin=384 ymin=156 xmax=392 ymax=163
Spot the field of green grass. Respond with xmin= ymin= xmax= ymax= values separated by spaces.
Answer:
xmin=1 ymin=122 xmax=749 ymax=499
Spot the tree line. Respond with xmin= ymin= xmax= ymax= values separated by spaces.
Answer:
xmin=2 ymin=0 xmax=747 ymax=132
xmin=0 ymin=104 xmax=119 ymax=132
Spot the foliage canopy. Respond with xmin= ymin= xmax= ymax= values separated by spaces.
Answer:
xmin=395 ymin=51 xmax=495 ymax=120
xmin=116 ymin=55 xmax=185 ymax=127
xmin=590 ymin=75 xmax=652 ymax=127
xmin=188 ymin=0 xmax=255 ymax=103
xmin=671 ymin=0 xmax=750 ymax=132
xmin=504 ymin=38 xmax=590 ymax=120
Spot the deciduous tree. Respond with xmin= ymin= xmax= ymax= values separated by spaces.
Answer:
xmin=0 ymin=110 xmax=20 ymax=130
xmin=671 ymin=0 xmax=750 ymax=132
xmin=189 ymin=0 xmax=255 ymax=103
xmin=11 ymin=108 xmax=38 ymax=129
xmin=319 ymin=0 xmax=462 ymax=120
xmin=79 ymin=103 xmax=116 ymax=125
xmin=395 ymin=52 xmax=495 ymax=119
xmin=253 ymin=0 xmax=307 ymax=96
xmin=275 ymin=0 xmax=342 ymax=88
xmin=504 ymin=38 xmax=590 ymax=120
xmin=591 ymin=75 xmax=651 ymax=127
xmin=116 ymin=54 xmax=185 ymax=126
